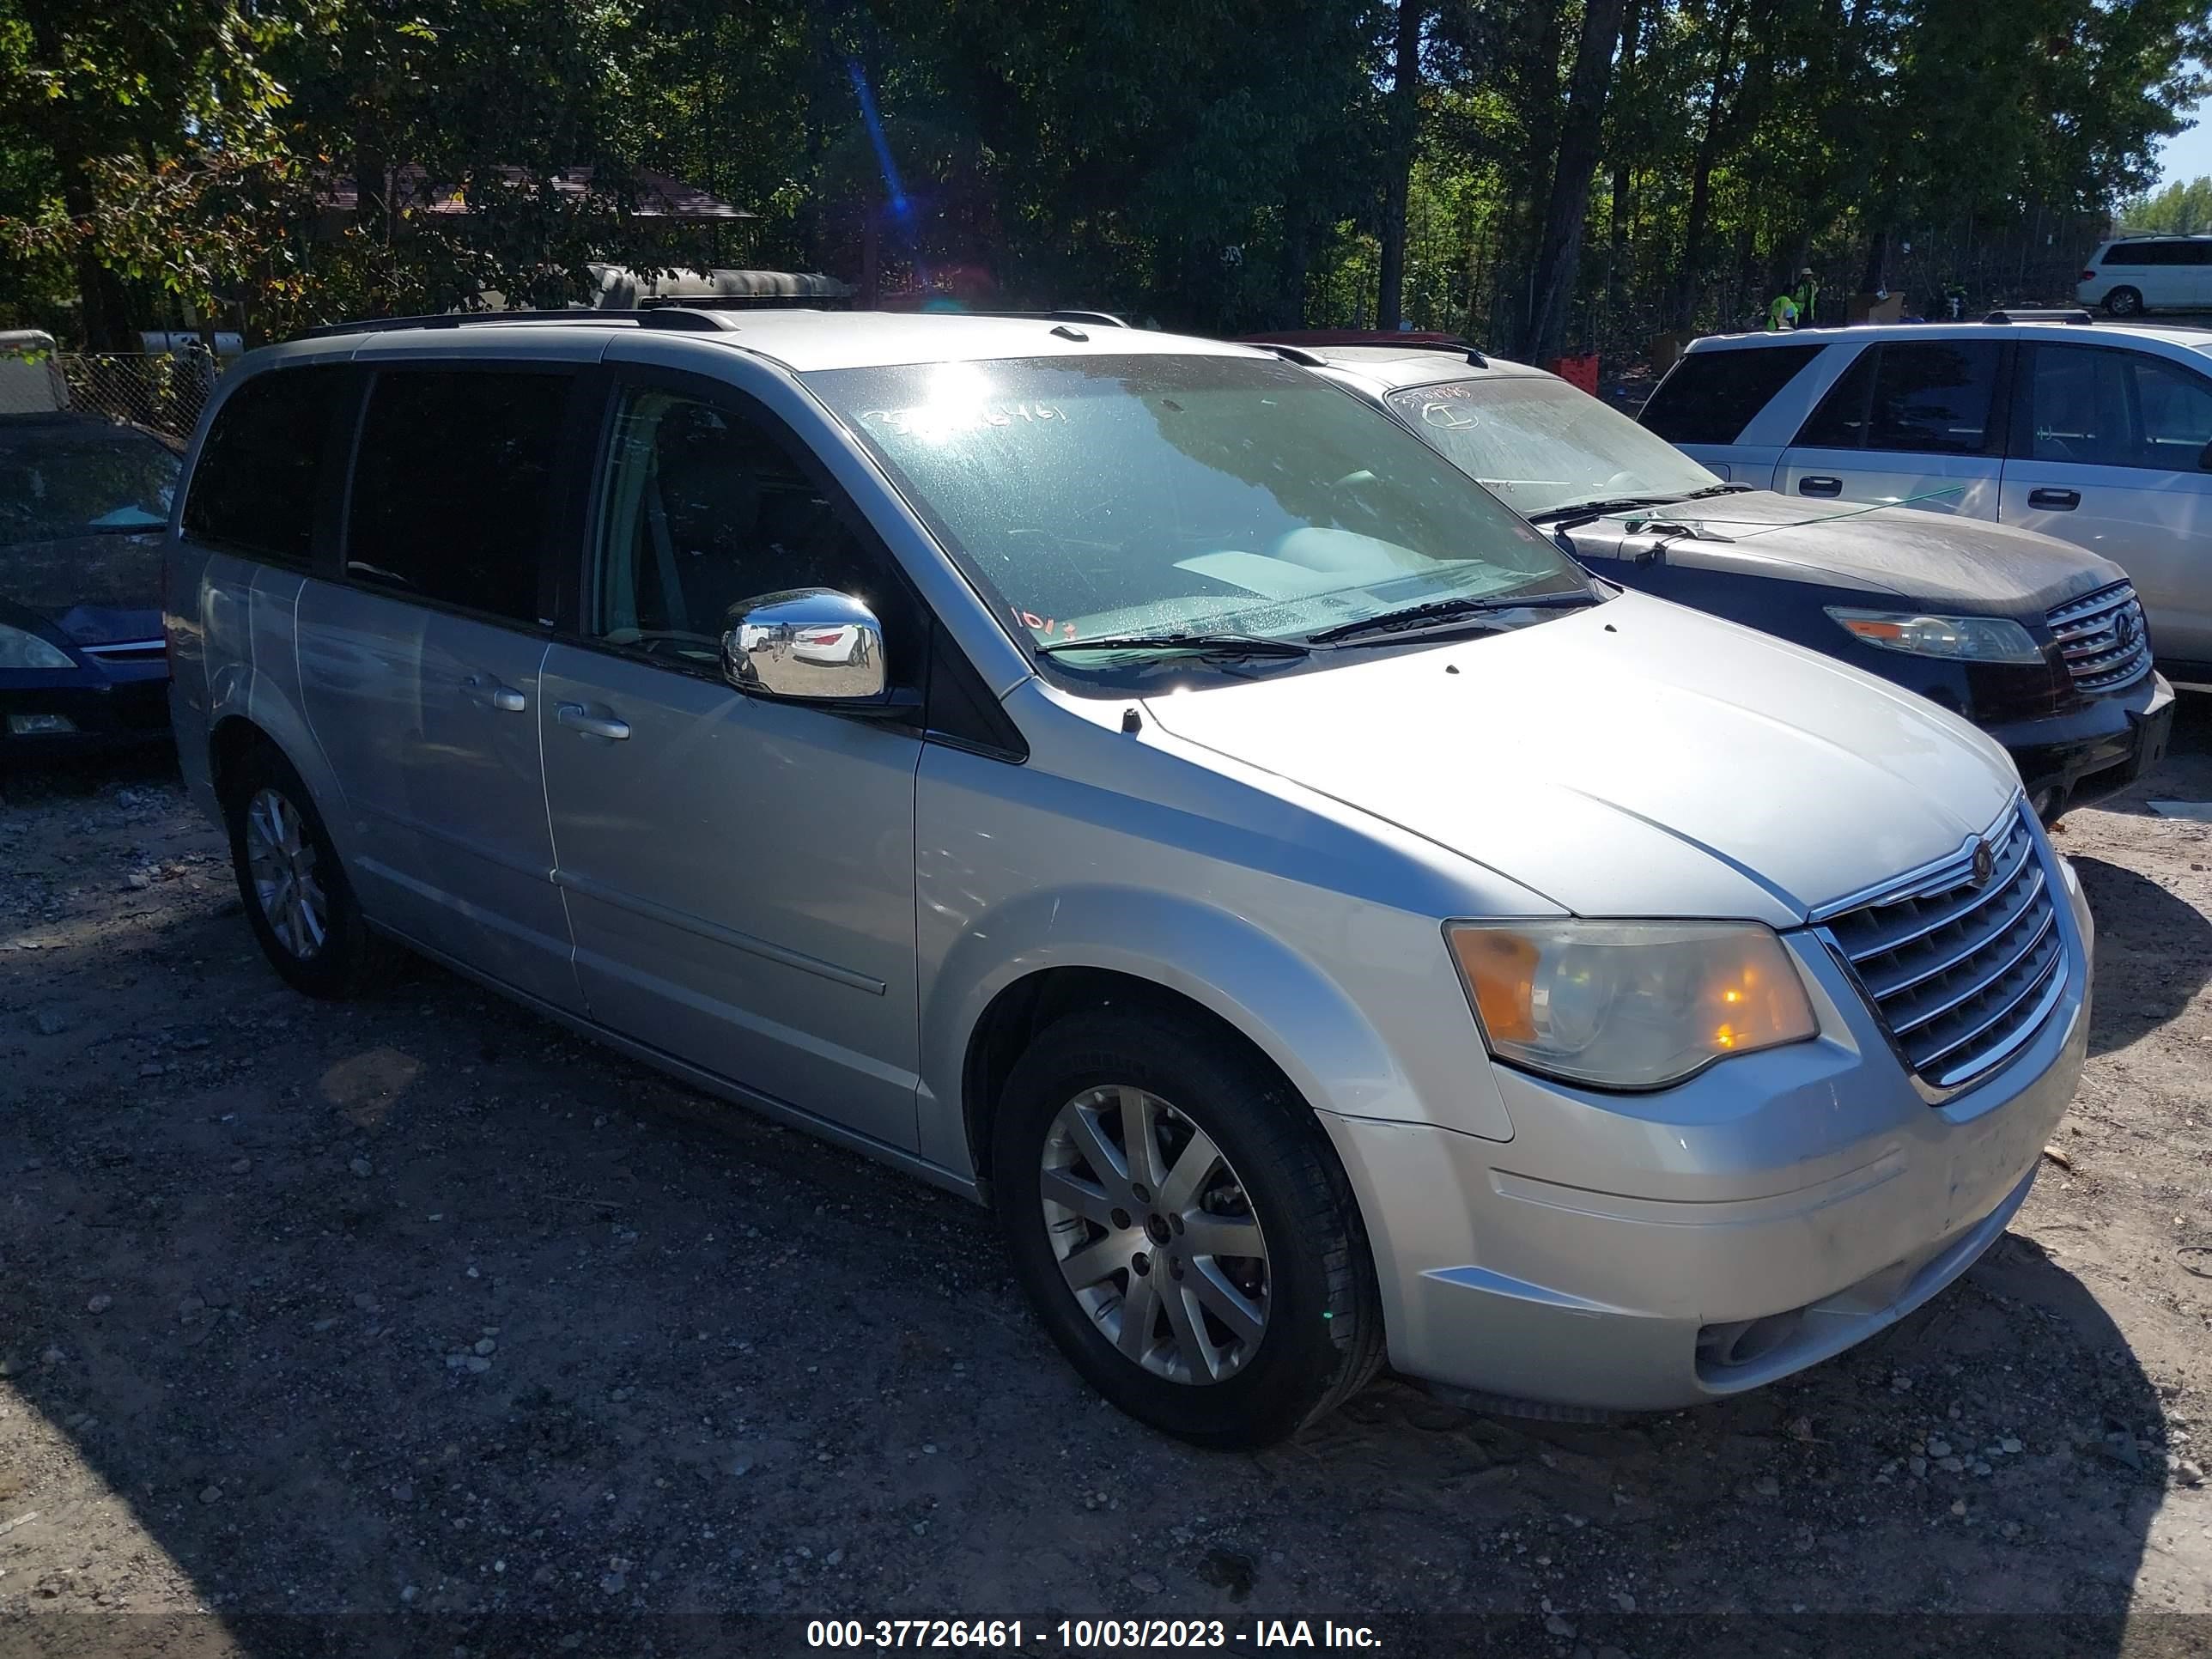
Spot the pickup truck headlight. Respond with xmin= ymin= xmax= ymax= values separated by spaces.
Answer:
xmin=1446 ymin=920 xmax=1818 ymax=1089
xmin=1825 ymin=608 xmax=2042 ymax=664
xmin=0 ymin=624 xmax=75 ymax=671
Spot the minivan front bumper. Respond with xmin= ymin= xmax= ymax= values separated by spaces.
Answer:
xmin=1321 ymin=853 xmax=2092 ymax=1413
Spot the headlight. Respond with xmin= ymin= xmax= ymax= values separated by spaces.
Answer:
xmin=1825 ymin=608 xmax=2042 ymax=664
xmin=0 ymin=623 xmax=75 ymax=671
xmin=1446 ymin=920 xmax=1819 ymax=1089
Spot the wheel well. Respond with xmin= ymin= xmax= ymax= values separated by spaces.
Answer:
xmin=207 ymin=715 xmax=275 ymax=807
xmin=960 ymin=967 xmax=1294 ymax=1188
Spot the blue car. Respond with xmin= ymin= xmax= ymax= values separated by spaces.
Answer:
xmin=0 ymin=412 xmax=180 ymax=761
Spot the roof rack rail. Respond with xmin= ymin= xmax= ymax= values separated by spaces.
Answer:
xmin=893 ymin=307 xmax=1132 ymax=328
xmin=1982 ymin=307 xmax=2094 ymax=325
xmin=1389 ymin=337 xmax=1491 ymax=367
xmin=301 ymin=307 xmax=738 ymax=340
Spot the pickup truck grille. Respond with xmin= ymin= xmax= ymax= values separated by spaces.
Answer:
xmin=1822 ymin=807 xmax=2066 ymax=1094
xmin=2046 ymin=582 xmax=2152 ymax=693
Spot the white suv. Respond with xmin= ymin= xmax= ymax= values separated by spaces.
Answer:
xmin=1640 ymin=315 xmax=2212 ymax=680
xmin=2077 ymin=234 xmax=2212 ymax=317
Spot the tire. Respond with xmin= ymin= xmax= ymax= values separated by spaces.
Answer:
xmin=2104 ymin=286 xmax=2143 ymax=317
xmin=992 ymin=1007 xmax=1385 ymax=1447
xmin=222 ymin=744 xmax=399 ymax=1000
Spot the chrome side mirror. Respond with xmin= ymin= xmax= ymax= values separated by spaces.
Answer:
xmin=721 ymin=588 xmax=887 ymax=704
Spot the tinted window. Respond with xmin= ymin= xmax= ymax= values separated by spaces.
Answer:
xmin=1869 ymin=342 xmax=2000 ymax=453
xmin=2023 ymin=346 xmax=2131 ymax=465
xmin=2179 ymin=241 xmax=2212 ymax=266
xmin=592 ymin=383 xmax=914 ymax=678
xmin=2100 ymin=244 xmax=2152 ymax=266
xmin=183 ymin=367 xmax=350 ymax=562
xmin=345 ymin=370 xmax=568 ymax=623
xmin=2027 ymin=345 xmax=2212 ymax=470
xmin=1639 ymin=344 xmax=1823 ymax=445
xmin=1795 ymin=347 xmax=1878 ymax=447
xmin=2134 ymin=356 xmax=2212 ymax=460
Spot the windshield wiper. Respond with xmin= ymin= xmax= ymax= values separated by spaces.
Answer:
xmin=1034 ymin=631 xmax=1312 ymax=659
xmin=1528 ymin=483 xmax=1752 ymax=531
xmin=1523 ymin=494 xmax=1677 ymax=526
xmin=1304 ymin=591 xmax=1598 ymax=646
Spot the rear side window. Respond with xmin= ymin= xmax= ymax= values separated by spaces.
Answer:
xmin=1796 ymin=343 xmax=2000 ymax=455
xmin=183 ymin=366 xmax=350 ymax=562
xmin=2022 ymin=344 xmax=2212 ymax=470
xmin=344 ymin=369 xmax=569 ymax=623
xmin=1638 ymin=344 xmax=1821 ymax=445
xmin=2100 ymin=244 xmax=2152 ymax=266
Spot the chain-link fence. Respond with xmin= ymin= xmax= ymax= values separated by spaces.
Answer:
xmin=0 ymin=345 xmax=220 ymax=441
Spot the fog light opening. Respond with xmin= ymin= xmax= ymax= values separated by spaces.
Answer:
xmin=7 ymin=713 xmax=76 ymax=737
xmin=1697 ymin=1309 xmax=1805 ymax=1370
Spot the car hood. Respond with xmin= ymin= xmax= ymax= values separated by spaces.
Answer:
xmin=0 ymin=530 xmax=165 ymax=644
xmin=1568 ymin=491 xmax=2122 ymax=612
xmin=1139 ymin=591 xmax=2021 ymax=927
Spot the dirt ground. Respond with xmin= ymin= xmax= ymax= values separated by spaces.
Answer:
xmin=3 ymin=702 xmax=2211 ymax=1659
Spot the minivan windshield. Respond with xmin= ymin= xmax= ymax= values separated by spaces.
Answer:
xmin=1384 ymin=375 xmax=1720 ymax=518
xmin=807 ymin=354 xmax=1592 ymax=679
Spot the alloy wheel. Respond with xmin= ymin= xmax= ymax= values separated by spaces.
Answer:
xmin=1038 ymin=1085 xmax=1271 ymax=1384
xmin=244 ymin=787 xmax=328 ymax=960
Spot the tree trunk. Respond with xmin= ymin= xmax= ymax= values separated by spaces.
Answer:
xmin=1526 ymin=0 xmax=1627 ymax=365
xmin=353 ymin=124 xmax=389 ymax=246
xmin=1601 ymin=0 xmax=1644 ymax=347
xmin=1674 ymin=0 xmax=1743 ymax=329
xmin=55 ymin=150 xmax=134 ymax=350
xmin=1375 ymin=0 xmax=1427 ymax=331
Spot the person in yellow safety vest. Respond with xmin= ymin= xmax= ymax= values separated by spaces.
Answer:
xmin=1765 ymin=291 xmax=1800 ymax=331
xmin=1791 ymin=266 xmax=1820 ymax=325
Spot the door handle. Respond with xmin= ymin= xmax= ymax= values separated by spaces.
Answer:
xmin=461 ymin=673 xmax=526 ymax=713
xmin=1798 ymin=476 xmax=1843 ymax=498
xmin=556 ymin=702 xmax=630 ymax=740
xmin=2027 ymin=487 xmax=2081 ymax=511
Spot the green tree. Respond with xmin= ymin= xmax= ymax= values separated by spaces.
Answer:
xmin=2123 ymin=174 xmax=2212 ymax=234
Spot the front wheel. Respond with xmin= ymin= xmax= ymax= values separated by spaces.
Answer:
xmin=992 ymin=1008 xmax=1383 ymax=1446
xmin=2104 ymin=286 xmax=2143 ymax=317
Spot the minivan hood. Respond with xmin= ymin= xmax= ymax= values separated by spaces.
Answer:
xmin=1139 ymin=591 xmax=2020 ymax=926
xmin=1576 ymin=491 xmax=2122 ymax=612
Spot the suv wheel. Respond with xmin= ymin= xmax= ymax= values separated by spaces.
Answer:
xmin=992 ymin=1007 xmax=1383 ymax=1447
xmin=2104 ymin=286 xmax=2143 ymax=317
xmin=223 ymin=744 xmax=398 ymax=999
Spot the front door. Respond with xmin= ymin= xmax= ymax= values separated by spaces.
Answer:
xmin=301 ymin=363 xmax=584 ymax=1010
xmin=2000 ymin=341 xmax=2212 ymax=667
xmin=539 ymin=373 xmax=927 ymax=1150
xmin=1776 ymin=339 xmax=2006 ymax=521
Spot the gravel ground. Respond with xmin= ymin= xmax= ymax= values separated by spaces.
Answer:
xmin=2 ymin=705 xmax=2210 ymax=1659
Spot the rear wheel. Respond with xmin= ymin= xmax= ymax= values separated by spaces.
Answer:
xmin=992 ymin=1007 xmax=1383 ymax=1446
xmin=222 ymin=744 xmax=398 ymax=999
xmin=2104 ymin=286 xmax=2143 ymax=317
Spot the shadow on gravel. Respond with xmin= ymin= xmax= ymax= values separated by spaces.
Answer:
xmin=0 ymin=787 xmax=2178 ymax=1655
xmin=2074 ymin=854 xmax=2212 ymax=1057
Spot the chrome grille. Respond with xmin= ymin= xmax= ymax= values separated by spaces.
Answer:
xmin=2046 ymin=582 xmax=2151 ymax=693
xmin=1822 ymin=807 xmax=2066 ymax=1093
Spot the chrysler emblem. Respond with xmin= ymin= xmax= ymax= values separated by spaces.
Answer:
xmin=1971 ymin=839 xmax=1996 ymax=887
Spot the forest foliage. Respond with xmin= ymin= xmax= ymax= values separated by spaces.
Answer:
xmin=3 ymin=0 xmax=2207 ymax=361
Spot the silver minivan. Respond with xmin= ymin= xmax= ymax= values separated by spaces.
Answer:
xmin=167 ymin=311 xmax=2091 ymax=1446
